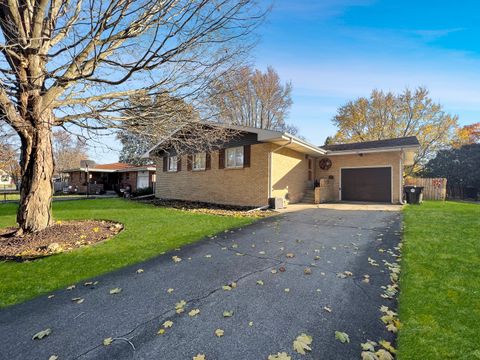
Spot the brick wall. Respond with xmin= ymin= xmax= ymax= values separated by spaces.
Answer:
xmin=270 ymin=146 xmax=309 ymax=203
xmin=315 ymin=151 xmax=402 ymax=203
xmin=155 ymin=143 xmax=270 ymax=207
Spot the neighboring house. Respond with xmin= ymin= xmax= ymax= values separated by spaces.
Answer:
xmin=143 ymin=125 xmax=420 ymax=206
xmin=62 ymin=162 xmax=156 ymax=194
xmin=0 ymin=169 xmax=14 ymax=189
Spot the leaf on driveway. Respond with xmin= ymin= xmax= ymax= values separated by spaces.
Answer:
xmin=167 ymin=288 xmax=174 ymax=293
xmin=256 ymin=280 xmax=264 ymax=286
xmin=286 ymin=253 xmax=295 ymax=258
xmin=214 ymin=329 xmax=224 ymax=337
xmin=268 ymin=352 xmax=291 ymax=360
xmin=293 ymin=333 xmax=312 ymax=355
xmin=157 ymin=329 xmax=166 ymax=335
xmin=323 ymin=306 xmax=332 ymax=313
xmin=188 ymin=309 xmax=200 ymax=317
xmin=361 ymin=340 xmax=377 ymax=352
xmin=172 ymin=256 xmax=182 ymax=263
xmin=193 ymin=354 xmax=206 ymax=360
xmin=258 ymin=251 xmax=266 ymax=255
xmin=175 ymin=300 xmax=187 ymax=314
xmin=378 ymin=340 xmax=396 ymax=354
xmin=109 ymin=288 xmax=122 ymax=295
xmin=361 ymin=351 xmax=379 ymax=360
xmin=71 ymin=297 xmax=84 ymax=304
xmin=271 ymin=269 xmax=278 ymax=274
xmin=48 ymin=356 xmax=59 ymax=360
xmin=304 ymin=268 xmax=312 ymax=275
xmin=334 ymin=331 xmax=350 ymax=343
xmin=66 ymin=285 xmax=75 ymax=290
xmin=284 ymin=288 xmax=290 ymax=292
xmin=204 ymin=254 xmax=212 ymax=258
xmin=32 ymin=328 xmax=52 ymax=340
xmin=136 ymin=269 xmax=144 ymax=274
xmin=248 ymin=321 xmax=254 ymax=326
xmin=376 ymin=349 xmax=394 ymax=360
xmin=103 ymin=337 xmax=113 ymax=346
xmin=223 ymin=310 xmax=234 ymax=318
xmin=163 ymin=320 xmax=174 ymax=328
xmin=47 ymin=294 xmax=55 ymax=299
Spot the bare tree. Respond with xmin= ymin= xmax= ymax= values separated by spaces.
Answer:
xmin=53 ymin=130 xmax=88 ymax=175
xmin=0 ymin=0 xmax=267 ymax=233
xmin=208 ymin=66 xmax=296 ymax=133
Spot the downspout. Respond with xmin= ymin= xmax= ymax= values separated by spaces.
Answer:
xmin=399 ymin=150 xmax=405 ymax=204
xmin=268 ymin=137 xmax=293 ymax=198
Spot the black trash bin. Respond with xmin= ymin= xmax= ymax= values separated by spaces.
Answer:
xmin=404 ymin=186 xmax=424 ymax=204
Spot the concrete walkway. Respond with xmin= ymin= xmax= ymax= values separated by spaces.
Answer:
xmin=0 ymin=205 xmax=402 ymax=359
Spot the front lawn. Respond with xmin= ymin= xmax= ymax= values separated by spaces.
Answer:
xmin=0 ymin=199 xmax=254 ymax=307
xmin=398 ymin=201 xmax=480 ymax=359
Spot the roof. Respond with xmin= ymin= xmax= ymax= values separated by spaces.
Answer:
xmin=321 ymin=136 xmax=420 ymax=152
xmin=92 ymin=162 xmax=133 ymax=170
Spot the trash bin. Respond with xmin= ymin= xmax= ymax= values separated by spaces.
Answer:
xmin=404 ymin=186 xmax=424 ymax=204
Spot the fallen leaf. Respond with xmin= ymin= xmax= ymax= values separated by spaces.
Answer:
xmin=268 ymin=352 xmax=291 ymax=360
xmin=223 ymin=310 xmax=234 ymax=318
xmin=258 ymin=251 xmax=266 ymax=255
xmin=71 ymin=297 xmax=84 ymax=304
xmin=172 ymin=256 xmax=182 ymax=263
xmin=109 ymin=288 xmax=122 ymax=294
xmin=193 ymin=354 xmax=206 ymax=360
xmin=66 ymin=285 xmax=75 ymax=290
xmin=361 ymin=351 xmax=379 ymax=360
xmin=284 ymin=288 xmax=290 ymax=292
xmin=188 ymin=309 xmax=200 ymax=317
xmin=376 ymin=349 xmax=394 ymax=360
xmin=222 ymin=285 xmax=232 ymax=291
xmin=32 ymin=328 xmax=52 ymax=340
xmin=314 ymin=256 xmax=321 ymax=260
xmin=215 ymin=329 xmax=224 ymax=337
xmin=47 ymin=295 xmax=55 ymax=299
xmin=378 ymin=340 xmax=396 ymax=354
xmin=248 ymin=321 xmax=254 ymax=326
xmin=175 ymin=300 xmax=187 ymax=314
xmin=279 ymin=267 xmax=286 ymax=272
xmin=204 ymin=254 xmax=212 ymax=258
xmin=157 ymin=328 xmax=166 ymax=335
xmin=103 ymin=337 xmax=113 ymax=346
xmin=335 ymin=331 xmax=350 ymax=344
xmin=167 ymin=288 xmax=174 ymax=293
xmin=293 ymin=333 xmax=312 ymax=355
xmin=361 ymin=340 xmax=377 ymax=352
xmin=256 ymin=280 xmax=264 ymax=286
xmin=286 ymin=253 xmax=295 ymax=258
xmin=271 ymin=269 xmax=278 ymax=274
xmin=304 ymin=268 xmax=312 ymax=275
xmin=323 ymin=306 xmax=332 ymax=313
xmin=48 ymin=356 xmax=59 ymax=360
xmin=163 ymin=320 xmax=174 ymax=328
xmin=136 ymin=269 xmax=144 ymax=274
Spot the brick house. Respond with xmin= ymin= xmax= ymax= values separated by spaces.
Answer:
xmin=143 ymin=125 xmax=419 ymax=206
xmin=63 ymin=162 xmax=156 ymax=194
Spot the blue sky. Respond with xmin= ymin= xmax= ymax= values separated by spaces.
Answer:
xmin=91 ymin=0 xmax=480 ymax=162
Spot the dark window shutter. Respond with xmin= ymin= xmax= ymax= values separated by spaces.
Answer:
xmin=218 ymin=149 xmax=225 ymax=169
xmin=163 ymin=157 xmax=168 ymax=172
xmin=206 ymin=152 xmax=211 ymax=170
xmin=177 ymin=157 xmax=182 ymax=172
xmin=243 ymin=145 xmax=251 ymax=168
xmin=187 ymin=155 xmax=192 ymax=171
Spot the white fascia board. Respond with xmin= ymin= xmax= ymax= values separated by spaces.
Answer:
xmin=326 ymin=145 xmax=419 ymax=156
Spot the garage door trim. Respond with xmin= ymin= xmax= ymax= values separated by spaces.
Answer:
xmin=339 ymin=165 xmax=393 ymax=203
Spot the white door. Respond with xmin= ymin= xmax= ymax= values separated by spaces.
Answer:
xmin=137 ymin=171 xmax=149 ymax=189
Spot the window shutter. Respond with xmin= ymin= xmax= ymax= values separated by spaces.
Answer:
xmin=163 ymin=157 xmax=168 ymax=172
xmin=187 ymin=155 xmax=192 ymax=171
xmin=177 ymin=157 xmax=182 ymax=172
xmin=243 ymin=145 xmax=251 ymax=168
xmin=206 ymin=152 xmax=211 ymax=170
xmin=218 ymin=149 xmax=225 ymax=169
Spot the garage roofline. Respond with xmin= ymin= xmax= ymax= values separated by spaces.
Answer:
xmin=325 ymin=145 xmax=420 ymax=156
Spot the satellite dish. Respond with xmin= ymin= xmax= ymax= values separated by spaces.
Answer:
xmin=80 ymin=160 xmax=96 ymax=168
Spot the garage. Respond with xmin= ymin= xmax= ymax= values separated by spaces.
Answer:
xmin=341 ymin=167 xmax=392 ymax=202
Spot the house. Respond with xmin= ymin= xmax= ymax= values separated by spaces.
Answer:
xmin=62 ymin=162 xmax=156 ymax=194
xmin=0 ymin=169 xmax=14 ymax=189
xmin=143 ymin=125 xmax=420 ymax=206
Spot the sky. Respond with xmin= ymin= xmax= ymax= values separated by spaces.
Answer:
xmin=91 ymin=0 xmax=480 ymax=162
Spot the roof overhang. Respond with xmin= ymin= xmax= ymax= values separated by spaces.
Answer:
xmin=61 ymin=168 xmax=118 ymax=173
xmin=263 ymin=135 xmax=327 ymax=156
xmin=325 ymin=145 xmax=420 ymax=166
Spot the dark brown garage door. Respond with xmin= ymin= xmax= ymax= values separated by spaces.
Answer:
xmin=341 ymin=167 xmax=391 ymax=202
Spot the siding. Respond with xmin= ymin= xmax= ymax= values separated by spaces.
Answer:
xmin=315 ymin=151 xmax=402 ymax=203
xmin=155 ymin=143 xmax=270 ymax=207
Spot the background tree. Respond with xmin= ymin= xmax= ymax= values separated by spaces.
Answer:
xmin=0 ymin=126 xmax=20 ymax=185
xmin=330 ymin=87 xmax=459 ymax=172
xmin=53 ymin=130 xmax=88 ymax=176
xmin=453 ymin=122 xmax=480 ymax=147
xmin=208 ymin=66 xmax=297 ymax=133
xmin=0 ymin=0 xmax=267 ymax=233
xmin=423 ymin=144 xmax=480 ymax=196
xmin=118 ymin=93 xmax=199 ymax=166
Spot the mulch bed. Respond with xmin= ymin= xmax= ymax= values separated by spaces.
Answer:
xmin=0 ymin=220 xmax=123 ymax=261
xmin=138 ymin=199 xmax=274 ymax=218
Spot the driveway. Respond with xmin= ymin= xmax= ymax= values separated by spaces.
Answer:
xmin=0 ymin=205 xmax=402 ymax=359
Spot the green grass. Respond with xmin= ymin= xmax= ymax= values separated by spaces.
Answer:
xmin=0 ymin=199 xmax=254 ymax=307
xmin=398 ymin=201 xmax=480 ymax=359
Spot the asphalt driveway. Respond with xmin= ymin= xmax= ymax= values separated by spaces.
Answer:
xmin=0 ymin=204 xmax=402 ymax=359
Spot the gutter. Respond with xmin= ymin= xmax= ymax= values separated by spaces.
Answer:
xmin=268 ymin=137 xmax=293 ymax=198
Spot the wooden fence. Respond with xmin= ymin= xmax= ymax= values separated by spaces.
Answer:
xmin=404 ymin=177 xmax=447 ymax=200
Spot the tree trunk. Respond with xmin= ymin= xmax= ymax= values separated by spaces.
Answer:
xmin=16 ymin=125 xmax=55 ymax=234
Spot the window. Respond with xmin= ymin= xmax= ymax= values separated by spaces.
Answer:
xmin=193 ymin=153 xmax=206 ymax=170
xmin=168 ymin=156 xmax=178 ymax=172
xmin=226 ymin=146 xmax=244 ymax=168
